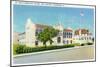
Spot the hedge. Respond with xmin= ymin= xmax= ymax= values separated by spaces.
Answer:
xmin=87 ymin=42 xmax=93 ymax=45
xmin=14 ymin=44 xmax=75 ymax=54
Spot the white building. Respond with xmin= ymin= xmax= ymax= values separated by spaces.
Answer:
xmin=19 ymin=32 xmax=26 ymax=45
xmin=63 ymin=27 xmax=73 ymax=44
xmin=25 ymin=18 xmax=64 ymax=47
xmin=13 ymin=18 xmax=93 ymax=47
xmin=73 ymin=29 xmax=93 ymax=44
xmin=13 ymin=32 xmax=19 ymax=44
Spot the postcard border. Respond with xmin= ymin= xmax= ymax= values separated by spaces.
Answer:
xmin=10 ymin=0 xmax=96 ymax=67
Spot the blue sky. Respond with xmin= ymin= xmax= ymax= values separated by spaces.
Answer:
xmin=13 ymin=4 xmax=95 ymax=34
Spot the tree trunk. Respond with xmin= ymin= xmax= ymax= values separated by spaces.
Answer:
xmin=43 ymin=42 xmax=47 ymax=48
xmin=49 ymin=39 xmax=53 ymax=45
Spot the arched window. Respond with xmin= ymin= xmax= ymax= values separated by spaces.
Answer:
xmin=35 ymin=41 xmax=38 ymax=46
xmin=57 ymin=37 xmax=61 ymax=43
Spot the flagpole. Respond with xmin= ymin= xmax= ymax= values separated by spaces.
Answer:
xmin=80 ymin=11 xmax=84 ymax=36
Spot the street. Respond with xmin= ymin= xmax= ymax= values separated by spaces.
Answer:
xmin=13 ymin=45 xmax=95 ymax=65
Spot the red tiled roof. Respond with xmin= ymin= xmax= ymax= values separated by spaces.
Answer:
xmin=35 ymin=24 xmax=51 ymax=28
xmin=74 ymin=29 xmax=89 ymax=35
xmin=64 ymin=29 xmax=73 ymax=32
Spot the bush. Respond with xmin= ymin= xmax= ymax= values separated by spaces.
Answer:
xmin=66 ymin=44 xmax=75 ymax=48
xmin=15 ymin=45 xmax=26 ymax=54
xmin=81 ymin=44 xmax=85 ymax=46
xmin=13 ymin=44 xmax=19 ymax=55
xmin=73 ymin=43 xmax=81 ymax=46
xmin=14 ymin=44 xmax=75 ymax=54
xmin=87 ymin=42 xmax=93 ymax=45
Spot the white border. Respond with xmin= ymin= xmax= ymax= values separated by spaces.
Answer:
xmin=11 ymin=1 xmax=96 ymax=66
xmin=12 ymin=1 xmax=95 ymax=9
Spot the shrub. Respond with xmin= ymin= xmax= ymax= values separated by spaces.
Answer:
xmin=73 ymin=43 xmax=81 ymax=46
xmin=66 ymin=44 xmax=75 ymax=48
xmin=81 ymin=44 xmax=85 ymax=46
xmin=87 ymin=42 xmax=93 ymax=45
xmin=13 ymin=44 xmax=19 ymax=55
xmin=14 ymin=44 xmax=75 ymax=54
xmin=15 ymin=45 xmax=26 ymax=54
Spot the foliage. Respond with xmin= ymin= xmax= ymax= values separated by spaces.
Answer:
xmin=87 ymin=42 xmax=93 ymax=45
xmin=14 ymin=44 xmax=75 ymax=55
xmin=13 ymin=44 xmax=19 ymax=55
xmin=15 ymin=45 xmax=26 ymax=54
xmin=66 ymin=44 xmax=75 ymax=47
xmin=81 ymin=44 xmax=85 ymax=46
xmin=37 ymin=27 xmax=59 ymax=47
xmin=69 ymin=43 xmax=81 ymax=46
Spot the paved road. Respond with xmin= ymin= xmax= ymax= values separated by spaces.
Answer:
xmin=13 ymin=45 xmax=95 ymax=65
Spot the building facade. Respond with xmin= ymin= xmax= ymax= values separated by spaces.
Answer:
xmin=25 ymin=18 xmax=64 ymax=47
xmin=13 ymin=32 xmax=19 ymax=44
xmin=73 ymin=29 xmax=93 ymax=44
xmin=19 ymin=32 xmax=26 ymax=45
xmin=63 ymin=28 xmax=73 ymax=44
xmin=13 ymin=18 xmax=93 ymax=47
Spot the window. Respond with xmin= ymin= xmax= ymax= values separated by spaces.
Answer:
xmin=67 ymin=40 xmax=69 ymax=44
xmin=35 ymin=41 xmax=38 ymax=46
xmin=63 ymin=40 xmax=65 ymax=44
xmin=70 ymin=33 xmax=72 ymax=35
xmin=63 ymin=35 xmax=66 ymax=38
xmin=70 ymin=40 xmax=72 ymax=44
xmin=57 ymin=37 xmax=61 ymax=43
xmin=63 ymin=32 xmax=66 ymax=38
xmin=69 ymin=36 xmax=70 ymax=38
xmin=35 ymin=31 xmax=38 ymax=36
xmin=67 ymin=32 xmax=69 ymax=35
xmin=70 ymin=35 xmax=72 ymax=38
xmin=39 ymin=29 xmax=42 ymax=32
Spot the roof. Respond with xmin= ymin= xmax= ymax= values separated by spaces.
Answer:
xmin=35 ymin=24 xmax=51 ymax=28
xmin=74 ymin=29 xmax=89 ymax=35
xmin=19 ymin=32 xmax=25 ymax=35
xmin=64 ymin=29 xmax=73 ymax=32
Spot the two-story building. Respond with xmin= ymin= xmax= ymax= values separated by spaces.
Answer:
xmin=73 ymin=29 xmax=93 ymax=44
xmin=63 ymin=28 xmax=73 ymax=44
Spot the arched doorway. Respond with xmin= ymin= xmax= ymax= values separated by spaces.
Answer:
xmin=35 ymin=41 xmax=38 ymax=46
xmin=57 ymin=37 xmax=61 ymax=43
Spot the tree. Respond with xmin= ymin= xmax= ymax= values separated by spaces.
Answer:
xmin=37 ymin=27 xmax=59 ymax=47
